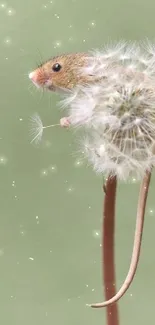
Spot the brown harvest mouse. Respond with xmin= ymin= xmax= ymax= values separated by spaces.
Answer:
xmin=29 ymin=52 xmax=99 ymax=127
xmin=29 ymin=51 xmax=115 ymax=127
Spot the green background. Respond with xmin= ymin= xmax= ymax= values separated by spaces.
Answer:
xmin=0 ymin=0 xmax=155 ymax=324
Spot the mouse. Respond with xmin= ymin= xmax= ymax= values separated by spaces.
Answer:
xmin=28 ymin=52 xmax=104 ymax=127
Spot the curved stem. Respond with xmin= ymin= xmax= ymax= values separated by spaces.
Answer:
xmin=91 ymin=170 xmax=151 ymax=308
xmin=102 ymin=176 xmax=120 ymax=324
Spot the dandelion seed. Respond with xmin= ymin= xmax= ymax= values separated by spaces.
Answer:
xmin=29 ymin=113 xmax=60 ymax=145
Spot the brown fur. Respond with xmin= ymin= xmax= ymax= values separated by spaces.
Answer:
xmin=32 ymin=53 xmax=96 ymax=91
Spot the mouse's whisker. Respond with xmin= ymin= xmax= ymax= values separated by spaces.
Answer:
xmin=23 ymin=72 xmax=29 ymax=78
xmin=28 ymin=83 xmax=41 ymax=97
xmin=36 ymin=48 xmax=44 ymax=67
xmin=36 ymin=61 xmax=42 ymax=69
xmin=28 ymin=84 xmax=35 ymax=96
xmin=48 ymin=92 xmax=51 ymax=109
xmin=37 ymin=87 xmax=44 ymax=102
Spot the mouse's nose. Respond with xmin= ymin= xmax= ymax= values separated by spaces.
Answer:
xmin=29 ymin=71 xmax=38 ymax=82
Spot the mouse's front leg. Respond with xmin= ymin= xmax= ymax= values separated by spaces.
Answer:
xmin=60 ymin=117 xmax=71 ymax=128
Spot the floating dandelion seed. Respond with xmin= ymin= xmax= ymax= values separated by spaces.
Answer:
xmin=29 ymin=113 xmax=60 ymax=145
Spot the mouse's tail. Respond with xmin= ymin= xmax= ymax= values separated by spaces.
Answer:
xmin=91 ymin=169 xmax=151 ymax=308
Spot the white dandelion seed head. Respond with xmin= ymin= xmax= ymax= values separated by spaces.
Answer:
xmin=79 ymin=40 xmax=155 ymax=82
xmin=60 ymin=40 xmax=155 ymax=180
xmin=142 ymin=38 xmax=155 ymax=57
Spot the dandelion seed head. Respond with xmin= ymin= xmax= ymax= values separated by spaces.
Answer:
xmin=59 ymin=41 xmax=155 ymax=180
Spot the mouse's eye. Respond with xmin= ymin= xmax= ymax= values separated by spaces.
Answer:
xmin=52 ymin=63 xmax=62 ymax=72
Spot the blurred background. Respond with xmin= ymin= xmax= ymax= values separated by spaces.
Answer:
xmin=0 ymin=0 xmax=155 ymax=324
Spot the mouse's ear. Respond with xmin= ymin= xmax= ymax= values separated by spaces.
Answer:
xmin=85 ymin=74 xmax=102 ymax=84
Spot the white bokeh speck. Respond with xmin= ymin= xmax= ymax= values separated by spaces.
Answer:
xmin=40 ymin=168 xmax=48 ymax=177
xmin=4 ymin=37 xmax=12 ymax=46
xmin=0 ymin=3 xmax=6 ymax=9
xmin=0 ymin=155 xmax=7 ymax=165
xmin=7 ymin=8 xmax=16 ymax=16
xmin=48 ymin=164 xmax=57 ymax=173
xmin=92 ymin=230 xmax=100 ymax=238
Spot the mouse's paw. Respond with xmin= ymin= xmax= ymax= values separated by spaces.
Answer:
xmin=60 ymin=117 xmax=70 ymax=128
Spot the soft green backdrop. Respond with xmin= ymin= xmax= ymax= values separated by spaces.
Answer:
xmin=0 ymin=0 xmax=155 ymax=324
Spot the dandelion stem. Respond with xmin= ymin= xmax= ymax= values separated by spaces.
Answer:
xmin=91 ymin=170 xmax=151 ymax=308
xmin=102 ymin=176 xmax=120 ymax=325
xmin=42 ymin=124 xmax=60 ymax=129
